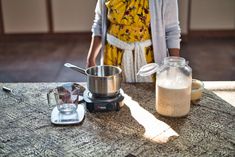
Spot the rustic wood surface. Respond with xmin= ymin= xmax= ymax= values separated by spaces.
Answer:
xmin=0 ymin=83 xmax=234 ymax=157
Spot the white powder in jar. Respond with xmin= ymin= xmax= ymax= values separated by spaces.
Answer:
xmin=156 ymin=84 xmax=191 ymax=117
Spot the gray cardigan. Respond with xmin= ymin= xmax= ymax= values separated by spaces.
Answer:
xmin=91 ymin=0 xmax=181 ymax=64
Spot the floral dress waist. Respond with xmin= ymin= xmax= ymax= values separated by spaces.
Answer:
xmin=108 ymin=23 xmax=151 ymax=42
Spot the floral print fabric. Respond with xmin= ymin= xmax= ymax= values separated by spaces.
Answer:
xmin=104 ymin=0 xmax=154 ymax=68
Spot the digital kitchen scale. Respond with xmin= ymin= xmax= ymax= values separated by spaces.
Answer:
xmin=51 ymin=104 xmax=85 ymax=125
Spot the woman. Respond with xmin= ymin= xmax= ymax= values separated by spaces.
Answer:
xmin=86 ymin=0 xmax=181 ymax=82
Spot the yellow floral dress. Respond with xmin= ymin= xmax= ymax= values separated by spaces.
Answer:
xmin=104 ymin=0 xmax=154 ymax=67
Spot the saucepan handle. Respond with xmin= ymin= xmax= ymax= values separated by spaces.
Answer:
xmin=64 ymin=63 xmax=87 ymax=75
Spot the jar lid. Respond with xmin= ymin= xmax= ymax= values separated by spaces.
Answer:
xmin=137 ymin=63 xmax=159 ymax=76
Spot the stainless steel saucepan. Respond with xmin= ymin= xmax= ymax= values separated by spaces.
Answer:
xmin=64 ymin=63 xmax=122 ymax=97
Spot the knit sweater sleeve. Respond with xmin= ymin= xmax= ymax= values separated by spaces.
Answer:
xmin=91 ymin=0 xmax=102 ymax=37
xmin=164 ymin=0 xmax=181 ymax=49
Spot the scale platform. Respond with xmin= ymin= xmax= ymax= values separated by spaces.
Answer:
xmin=51 ymin=104 xmax=85 ymax=125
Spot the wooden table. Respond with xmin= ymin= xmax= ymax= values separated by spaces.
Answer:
xmin=0 ymin=82 xmax=234 ymax=156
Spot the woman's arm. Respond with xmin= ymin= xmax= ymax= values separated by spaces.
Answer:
xmin=86 ymin=36 xmax=102 ymax=67
xmin=86 ymin=0 xmax=103 ymax=67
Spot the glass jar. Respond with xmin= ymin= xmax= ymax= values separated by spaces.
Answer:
xmin=138 ymin=56 xmax=192 ymax=117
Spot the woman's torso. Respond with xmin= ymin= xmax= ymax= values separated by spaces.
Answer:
xmin=105 ymin=0 xmax=151 ymax=42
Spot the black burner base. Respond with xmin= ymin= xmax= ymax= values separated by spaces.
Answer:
xmin=86 ymin=101 xmax=121 ymax=112
xmin=83 ymin=90 xmax=124 ymax=112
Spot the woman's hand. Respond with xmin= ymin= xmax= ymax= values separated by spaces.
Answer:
xmin=169 ymin=48 xmax=180 ymax=57
xmin=86 ymin=58 xmax=96 ymax=67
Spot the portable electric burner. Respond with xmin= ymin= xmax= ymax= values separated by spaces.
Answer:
xmin=83 ymin=90 xmax=124 ymax=112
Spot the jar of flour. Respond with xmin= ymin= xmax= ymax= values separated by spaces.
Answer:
xmin=138 ymin=57 xmax=192 ymax=117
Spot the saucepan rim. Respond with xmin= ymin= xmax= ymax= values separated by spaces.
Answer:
xmin=85 ymin=65 xmax=122 ymax=78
